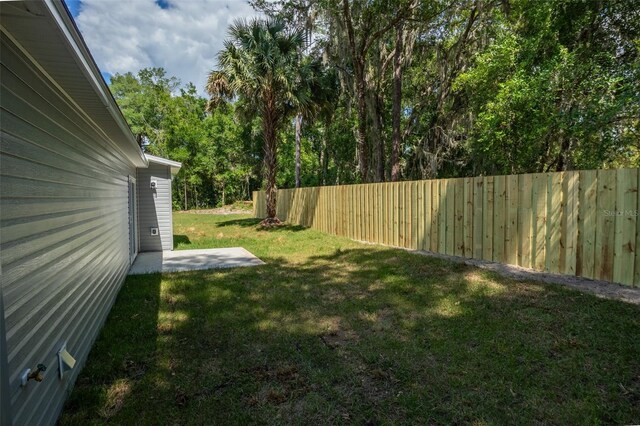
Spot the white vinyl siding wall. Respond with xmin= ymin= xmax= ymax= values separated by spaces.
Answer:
xmin=0 ymin=32 xmax=136 ymax=425
xmin=137 ymin=163 xmax=174 ymax=251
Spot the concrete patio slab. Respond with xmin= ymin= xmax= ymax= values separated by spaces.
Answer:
xmin=128 ymin=247 xmax=264 ymax=275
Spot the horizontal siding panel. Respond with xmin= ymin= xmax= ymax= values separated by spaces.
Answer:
xmin=1 ymin=202 xmax=123 ymax=244
xmin=1 ymin=53 xmax=133 ymax=170
xmin=1 ymin=175 xmax=127 ymax=198
xmin=0 ymin=153 xmax=126 ymax=191
xmin=1 ymin=197 xmax=124 ymax=220
xmin=2 ymin=209 xmax=125 ymax=303
xmin=1 ymin=129 xmax=129 ymax=186
xmin=1 ymin=86 xmax=129 ymax=173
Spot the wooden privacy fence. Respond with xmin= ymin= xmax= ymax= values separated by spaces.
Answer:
xmin=253 ymin=169 xmax=640 ymax=287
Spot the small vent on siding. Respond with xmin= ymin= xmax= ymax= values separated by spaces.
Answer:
xmin=57 ymin=343 xmax=76 ymax=379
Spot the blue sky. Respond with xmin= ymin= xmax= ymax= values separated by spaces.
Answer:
xmin=65 ymin=0 xmax=258 ymax=94
xmin=65 ymin=0 xmax=82 ymax=16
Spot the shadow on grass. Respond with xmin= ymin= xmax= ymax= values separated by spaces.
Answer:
xmin=173 ymin=234 xmax=191 ymax=248
xmin=60 ymin=246 xmax=640 ymax=425
xmin=61 ymin=273 xmax=162 ymax=420
xmin=217 ymin=217 xmax=308 ymax=232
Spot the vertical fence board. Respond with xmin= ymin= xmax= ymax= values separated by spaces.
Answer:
xmin=532 ymin=173 xmax=547 ymax=271
xmin=346 ymin=186 xmax=350 ymax=237
xmin=445 ymin=180 xmax=454 ymax=255
xmin=332 ymin=187 xmax=337 ymax=234
xmin=344 ymin=185 xmax=357 ymax=238
xmin=431 ymin=180 xmax=439 ymax=252
xmin=454 ymin=179 xmax=464 ymax=257
xmin=302 ymin=189 xmax=308 ymax=225
xmin=332 ymin=186 xmax=341 ymax=235
xmin=547 ymin=173 xmax=563 ymax=273
xmin=463 ymin=178 xmax=474 ymax=258
xmin=577 ymin=171 xmax=597 ymax=278
xmin=407 ymin=182 xmax=413 ymax=248
xmin=401 ymin=182 xmax=406 ymax=248
xmin=505 ymin=175 xmax=519 ymax=265
xmin=307 ymin=188 xmax=312 ymax=226
xmin=354 ymin=185 xmax=359 ymax=240
xmin=438 ymin=180 xmax=447 ymax=254
xmin=473 ymin=177 xmax=484 ymax=259
xmin=322 ymin=188 xmax=326 ymax=231
xmin=347 ymin=185 xmax=352 ymax=239
xmin=562 ymin=172 xmax=579 ymax=275
xmin=493 ymin=175 xmax=506 ymax=263
xmin=342 ymin=186 xmax=347 ymax=237
xmin=378 ymin=183 xmax=389 ymax=244
xmin=518 ymin=174 xmax=532 ymax=268
xmin=382 ymin=183 xmax=389 ymax=245
xmin=327 ymin=186 xmax=336 ymax=235
xmin=482 ymin=176 xmax=494 ymax=261
xmin=613 ymin=169 xmax=637 ymax=286
xmin=400 ymin=183 xmax=406 ymax=247
xmin=377 ymin=184 xmax=382 ymax=244
xmin=411 ymin=182 xmax=418 ymax=249
xmin=392 ymin=183 xmax=398 ymax=246
xmin=321 ymin=188 xmax=325 ymax=231
xmin=417 ymin=181 xmax=424 ymax=250
xmin=382 ymin=183 xmax=387 ymax=245
xmin=423 ymin=181 xmax=432 ymax=251
xmin=363 ymin=184 xmax=368 ymax=241
xmin=362 ymin=184 xmax=367 ymax=241
xmin=318 ymin=188 xmax=323 ymax=231
xmin=335 ymin=187 xmax=340 ymax=236
xmin=368 ymin=184 xmax=374 ymax=243
xmin=595 ymin=170 xmax=616 ymax=281
xmin=328 ymin=187 xmax=333 ymax=234
xmin=370 ymin=184 xmax=375 ymax=243
xmin=358 ymin=184 xmax=363 ymax=241
xmin=402 ymin=182 xmax=408 ymax=247
xmin=595 ymin=170 xmax=616 ymax=282
xmin=308 ymin=188 xmax=313 ymax=225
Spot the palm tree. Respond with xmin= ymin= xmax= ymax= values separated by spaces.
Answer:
xmin=206 ymin=18 xmax=311 ymax=224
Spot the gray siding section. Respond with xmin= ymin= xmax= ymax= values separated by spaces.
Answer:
xmin=1 ymin=33 xmax=135 ymax=425
xmin=0 ymin=285 xmax=11 ymax=425
xmin=137 ymin=163 xmax=174 ymax=251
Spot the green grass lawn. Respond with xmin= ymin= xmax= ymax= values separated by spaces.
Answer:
xmin=60 ymin=213 xmax=640 ymax=425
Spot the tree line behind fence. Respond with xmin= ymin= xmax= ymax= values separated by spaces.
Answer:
xmin=254 ymin=169 xmax=640 ymax=287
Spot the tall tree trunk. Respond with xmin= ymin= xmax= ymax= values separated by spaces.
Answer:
xmin=263 ymin=97 xmax=278 ymax=220
xmin=321 ymin=125 xmax=329 ymax=186
xmin=391 ymin=22 xmax=404 ymax=181
xmin=355 ymin=65 xmax=369 ymax=182
xmin=184 ymin=180 xmax=187 ymax=211
xmin=295 ymin=114 xmax=302 ymax=188
xmin=342 ymin=0 xmax=369 ymax=182
xmin=374 ymin=93 xmax=385 ymax=182
xmin=367 ymin=89 xmax=385 ymax=183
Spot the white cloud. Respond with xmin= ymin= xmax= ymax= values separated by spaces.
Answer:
xmin=74 ymin=0 xmax=260 ymax=94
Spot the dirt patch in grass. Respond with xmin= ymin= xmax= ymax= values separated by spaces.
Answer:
xmin=98 ymin=379 xmax=132 ymax=419
xmin=179 ymin=204 xmax=251 ymax=215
